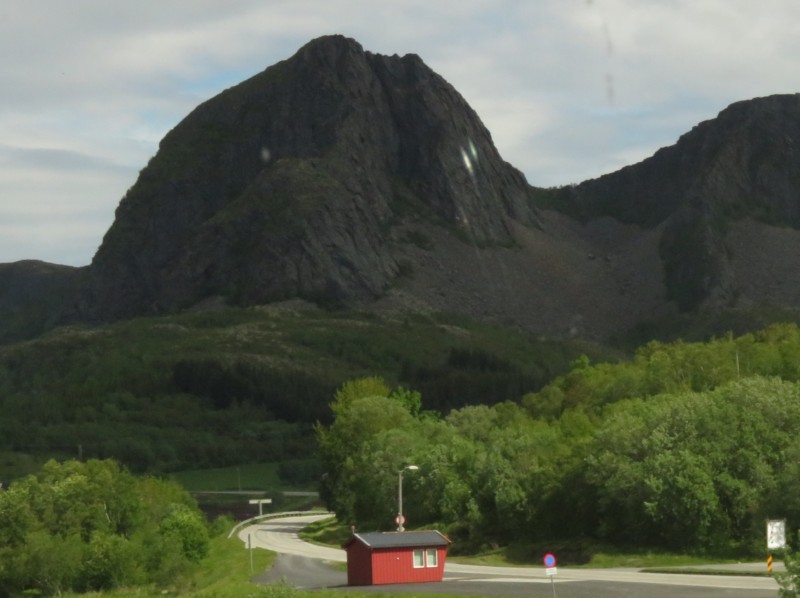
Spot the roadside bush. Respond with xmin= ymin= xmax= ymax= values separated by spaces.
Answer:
xmin=160 ymin=503 xmax=210 ymax=562
xmin=0 ymin=458 xmax=209 ymax=595
xmin=777 ymin=547 xmax=800 ymax=597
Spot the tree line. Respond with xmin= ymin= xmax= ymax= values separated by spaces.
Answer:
xmin=317 ymin=323 xmax=800 ymax=557
xmin=0 ymin=307 xmax=591 ymax=479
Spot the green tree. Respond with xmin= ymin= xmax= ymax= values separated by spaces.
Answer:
xmin=642 ymin=449 xmax=720 ymax=549
xmin=0 ymin=484 xmax=32 ymax=548
xmin=318 ymin=394 xmax=416 ymax=523
xmin=329 ymin=376 xmax=390 ymax=416
xmin=17 ymin=530 xmax=84 ymax=596
xmin=159 ymin=503 xmax=210 ymax=562
xmin=0 ymin=485 xmax=35 ymax=595
xmin=80 ymin=531 xmax=141 ymax=590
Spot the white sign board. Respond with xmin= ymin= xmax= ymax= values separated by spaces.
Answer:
xmin=248 ymin=498 xmax=273 ymax=516
xmin=545 ymin=567 xmax=558 ymax=576
xmin=768 ymin=519 xmax=786 ymax=550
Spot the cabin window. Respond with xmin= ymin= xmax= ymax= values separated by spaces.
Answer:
xmin=426 ymin=548 xmax=438 ymax=567
xmin=413 ymin=549 xmax=424 ymax=568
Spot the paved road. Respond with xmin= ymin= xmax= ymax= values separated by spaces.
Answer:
xmin=239 ymin=513 xmax=780 ymax=598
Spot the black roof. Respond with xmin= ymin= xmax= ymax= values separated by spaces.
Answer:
xmin=346 ymin=530 xmax=450 ymax=549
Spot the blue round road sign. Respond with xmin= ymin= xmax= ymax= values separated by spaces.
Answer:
xmin=543 ymin=553 xmax=557 ymax=568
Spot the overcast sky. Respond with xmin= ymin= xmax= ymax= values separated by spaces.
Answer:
xmin=1 ymin=0 xmax=798 ymax=266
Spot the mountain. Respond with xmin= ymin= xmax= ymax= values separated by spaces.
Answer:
xmin=2 ymin=35 xmax=800 ymax=344
xmin=559 ymin=94 xmax=800 ymax=311
xmin=87 ymin=34 xmax=537 ymax=320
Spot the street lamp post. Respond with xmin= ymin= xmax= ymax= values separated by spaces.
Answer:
xmin=397 ymin=465 xmax=419 ymax=532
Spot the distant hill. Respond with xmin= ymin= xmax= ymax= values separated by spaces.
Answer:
xmin=1 ymin=35 xmax=800 ymax=344
xmin=0 ymin=260 xmax=83 ymax=341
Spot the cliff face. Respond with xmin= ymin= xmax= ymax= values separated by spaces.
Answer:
xmin=562 ymin=94 xmax=800 ymax=309
xmin=87 ymin=35 xmax=537 ymax=318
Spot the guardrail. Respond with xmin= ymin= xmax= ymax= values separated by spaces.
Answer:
xmin=227 ymin=510 xmax=333 ymax=539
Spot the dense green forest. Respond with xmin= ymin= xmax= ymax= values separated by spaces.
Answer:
xmin=0 ymin=459 xmax=213 ymax=595
xmin=0 ymin=305 xmax=602 ymax=481
xmin=317 ymin=323 xmax=800 ymax=557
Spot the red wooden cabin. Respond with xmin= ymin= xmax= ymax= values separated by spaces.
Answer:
xmin=343 ymin=530 xmax=450 ymax=586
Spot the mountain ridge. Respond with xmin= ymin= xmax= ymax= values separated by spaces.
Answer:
xmin=560 ymin=93 xmax=800 ymax=309
xmin=1 ymin=35 xmax=799 ymax=343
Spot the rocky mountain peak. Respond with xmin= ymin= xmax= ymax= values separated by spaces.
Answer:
xmin=86 ymin=34 xmax=536 ymax=319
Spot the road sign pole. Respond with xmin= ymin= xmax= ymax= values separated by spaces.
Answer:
xmin=543 ymin=553 xmax=558 ymax=597
xmin=248 ymin=533 xmax=253 ymax=573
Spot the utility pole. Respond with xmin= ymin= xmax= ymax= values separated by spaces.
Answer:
xmin=397 ymin=465 xmax=418 ymax=531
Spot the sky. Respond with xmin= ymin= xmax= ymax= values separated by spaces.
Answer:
xmin=1 ymin=1 xmax=799 ymax=267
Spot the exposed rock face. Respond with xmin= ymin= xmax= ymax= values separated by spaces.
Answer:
xmin=563 ymin=94 xmax=800 ymax=309
xmin=87 ymin=35 xmax=536 ymax=318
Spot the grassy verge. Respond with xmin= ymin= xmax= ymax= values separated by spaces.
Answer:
xmin=170 ymin=462 xmax=285 ymax=492
xmin=449 ymin=548 xmax=745 ymax=569
xmin=188 ymin=533 xmax=275 ymax=596
xmin=577 ymin=551 xmax=740 ymax=569
xmin=298 ymin=515 xmax=352 ymax=547
xmin=641 ymin=567 xmax=772 ymax=577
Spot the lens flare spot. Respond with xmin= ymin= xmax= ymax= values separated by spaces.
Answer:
xmin=260 ymin=147 xmax=272 ymax=163
xmin=461 ymin=147 xmax=474 ymax=176
xmin=469 ymin=140 xmax=478 ymax=162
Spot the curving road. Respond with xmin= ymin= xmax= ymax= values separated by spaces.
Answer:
xmin=239 ymin=513 xmax=780 ymax=598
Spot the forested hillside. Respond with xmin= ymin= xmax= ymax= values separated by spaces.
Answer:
xmin=7 ymin=294 xmax=800 ymax=558
xmin=318 ymin=323 xmax=800 ymax=557
xmin=0 ymin=304 xmax=601 ymax=481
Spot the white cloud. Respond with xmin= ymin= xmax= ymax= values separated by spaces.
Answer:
xmin=0 ymin=0 xmax=798 ymax=265
xmin=0 ymin=147 xmax=136 ymax=264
